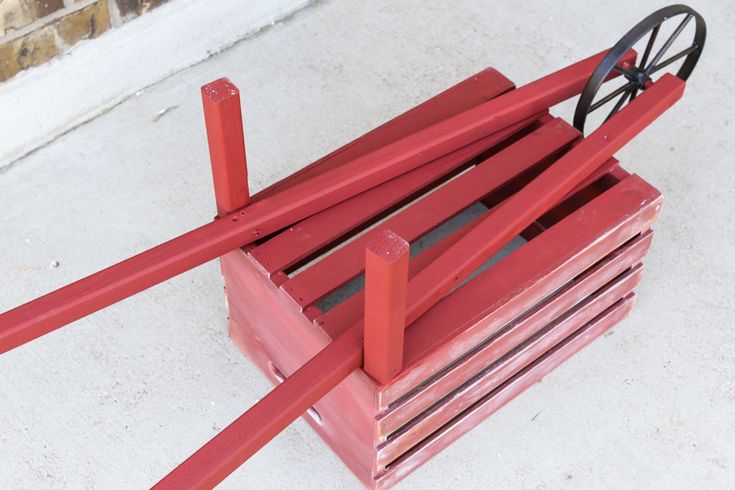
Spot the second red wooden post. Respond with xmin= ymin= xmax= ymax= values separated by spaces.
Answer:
xmin=364 ymin=230 xmax=409 ymax=384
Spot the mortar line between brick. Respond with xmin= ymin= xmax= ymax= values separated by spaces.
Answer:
xmin=0 ymin=0 xmax=99 ymax=44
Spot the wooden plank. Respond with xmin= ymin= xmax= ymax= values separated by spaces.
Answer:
xmin=377 ymin=295 xmax=635 ymax=488
xmin=376 ymin=230 xmax=653 ymax=436
xmin=249 ymin=114 xmax=540 ymax=275
xmin=364 ymin=231 xmax=409 ymax=384
xmin=201 ymin=78 xmax=250 ymax=216
xmin=376 ymin=264 xmax=642 ymax=465
xmin=283 ymin=118 xmax=581 ymax=307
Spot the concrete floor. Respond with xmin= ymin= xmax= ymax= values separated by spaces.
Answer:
xmin=1 ymin=0 xmax=734 ymax=488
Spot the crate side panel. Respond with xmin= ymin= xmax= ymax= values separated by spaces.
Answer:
xmin=376 ymin=265 xmax=642 ymax=464
xmin=377 ymin=231 xmax=652 ymax=436
xmin=380 ymin=174 xmax=661 ymax=407
xmin=221 ymin=251 xmax=377 ymax=483
xmin=377 ymin=295 xmax=634 ymax=489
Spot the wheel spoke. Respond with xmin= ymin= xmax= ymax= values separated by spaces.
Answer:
xmin=639 ymin=25 xmax=660 ymax=69
xmin=629 ymin=87 xmax=640 ymax=102
xmin=589 ymin=81 xmax=635 ymax=112
xmin=645 ymin=14 xmax=693 ymax=73
xmin=605 ymin=87 xmax=634 ymax=122
xmin=649 ymin=44 xmax=700 ymax=74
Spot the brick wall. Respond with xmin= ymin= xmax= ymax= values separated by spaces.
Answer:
xmin=0 ymin=0 xmax=169 ymax=81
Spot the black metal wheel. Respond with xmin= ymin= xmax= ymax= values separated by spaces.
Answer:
xmin=573 ymin=4 xmax=706 ymax=134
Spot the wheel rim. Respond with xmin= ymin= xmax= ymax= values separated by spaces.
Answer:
xmin=573 ymin=4 xmax=706 ymax=134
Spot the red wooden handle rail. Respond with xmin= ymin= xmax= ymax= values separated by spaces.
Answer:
xmin=0 ymin=49 xmax=633 ymax=355
xmin=154 ymin=75 xmax=684 ymax=489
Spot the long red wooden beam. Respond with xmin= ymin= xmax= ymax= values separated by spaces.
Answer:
xmin=154 ymin=74 xmax=684 ymax=489
xmin=0 ymin=49 xmax=632 ymax=355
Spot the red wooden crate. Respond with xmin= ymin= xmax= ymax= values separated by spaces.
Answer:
xmin=219 ymin=68 xmax=662 ymax=488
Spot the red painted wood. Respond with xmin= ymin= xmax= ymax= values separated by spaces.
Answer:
xmin=217 ymin=170 xmax=660 ymax=486
xmin=314 ymin=156 xmax=623 ymax=338
xmin=250 ymin=114 xmax=540 ymax=275
xmin=250 ymin=68 xmax=518 ymax=274
xmin=283 ymin=117 xmax=581 ymax=306
xmin=399 ymin=75 xmax=682 ymax=329
xmin=377 ymin=231 xmax=653 ymax=436
xmin=0 ymin=49 xmax=631 ymax=354
xmin=221 ymin=245 xmax=380 ymax=483
xmin=364 ymin=231 xmax=409 ymax=384
xmin=383 ymin=174 xmax=661 ymax=406
xmin=201 ymin=78 xmax=250 ymax=216
xmin=377 ymin=265 xmax=642 ymax=465
xmin=378 ymin=295 xmax=634 ymax=487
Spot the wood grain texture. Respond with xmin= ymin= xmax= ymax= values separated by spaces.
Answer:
xmin=377 ymin=295 xmax=635 ymax=488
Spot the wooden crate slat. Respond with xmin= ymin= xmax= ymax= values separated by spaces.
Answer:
xmin=376 ymin=231 xmax=652 ymax=436
xmin=249 ymin=114 xmax=539 ymax=275
xmin=282 ymin=118 xmax=580 ymax=307
xmin=377 ymin=295 xmax=635 ymax=487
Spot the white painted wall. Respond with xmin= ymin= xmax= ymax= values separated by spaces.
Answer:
xmin=0 ymin=0 xmax=311 ymax=169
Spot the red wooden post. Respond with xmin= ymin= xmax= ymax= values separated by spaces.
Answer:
xmin=201 ymin=78 xmax=250 ymax=216
xmin=364 ymin=231 xmax=409 ymax=384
